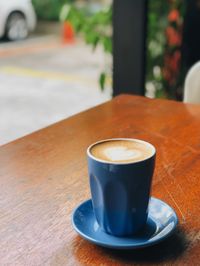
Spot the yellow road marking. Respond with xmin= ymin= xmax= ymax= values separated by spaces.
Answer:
xmin=0 ymin=40 xmax=62 ymax=58
xmin=0 ymin=66 xmax=112 ymax=88
xmin=0 ymin=66 xmax=97 ymax=85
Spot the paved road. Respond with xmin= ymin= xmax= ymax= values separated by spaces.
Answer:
xmin=0 ymin=35 xmax=111 ymax=145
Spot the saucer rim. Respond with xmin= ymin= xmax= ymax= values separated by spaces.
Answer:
xmin=72 ymin=197 xmax=178 ymax=249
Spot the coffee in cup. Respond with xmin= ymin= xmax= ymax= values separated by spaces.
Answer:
xmin=87 ymin=138 xmax=156 ymax=236
xmin=90 ymin=139 xmax=153 ymax=163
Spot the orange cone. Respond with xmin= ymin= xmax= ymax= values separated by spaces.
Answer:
xmin=62 ymin=21 xmax=75 ymax=44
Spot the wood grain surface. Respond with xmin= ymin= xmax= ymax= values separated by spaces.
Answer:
xmin=0 ymin=95 xmax=200 ymax=265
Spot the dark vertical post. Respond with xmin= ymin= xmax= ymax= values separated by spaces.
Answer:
xmin=182 ymin=0 xmax=200 ymax=75
xmin=113 ymin=0 xmax=148 ymax=96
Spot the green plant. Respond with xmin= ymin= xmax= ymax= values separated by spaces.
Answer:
xmin=64 ymin=1 xmax=185 ymax=98
xmin=32 ymin=0 xmax=72 ymax=21
xmin=146 ymin=2 xmax=168 ymax=98
xmin=62 ymin=4 xmax=112 ymax=90
xmin=147 ymin=1 xmax=185 ymax=99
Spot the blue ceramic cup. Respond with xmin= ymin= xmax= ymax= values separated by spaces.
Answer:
xmin=87 ymin=138 xmax=156 ymax=236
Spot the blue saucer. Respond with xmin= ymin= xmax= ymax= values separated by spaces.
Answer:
xmin=72 ymin=197 xmax=178 ymax=249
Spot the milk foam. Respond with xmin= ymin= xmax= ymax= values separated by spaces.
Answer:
xmin=90 ymin=139 xmax=153 ymax=163
xmin=103 ymin=146 xmax=142 ymax=162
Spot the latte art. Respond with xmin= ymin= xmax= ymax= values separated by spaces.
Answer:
xmin=90 ymin=139 xmax=154 ymax=163
xmin=103 ymin=146 xmax=142 ymax=162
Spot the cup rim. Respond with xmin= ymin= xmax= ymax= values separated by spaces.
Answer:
xmin=87 ymin=138 xmax=156 ymax=165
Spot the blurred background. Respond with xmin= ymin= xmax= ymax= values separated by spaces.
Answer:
xmin=0 ymin=0 xmax=199 ymax=145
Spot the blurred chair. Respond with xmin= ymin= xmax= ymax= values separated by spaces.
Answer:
xmin=184 ymin=61 xmax=200 ymax=104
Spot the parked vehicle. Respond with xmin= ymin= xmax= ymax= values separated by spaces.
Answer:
xmin=0 ymin=0 xmax=36 ymax=41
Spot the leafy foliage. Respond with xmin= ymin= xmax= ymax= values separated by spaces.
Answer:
xmin=66 ymin=5 xmax=112 ymax=53
xmin=99 ymin=72 xmax=106 ymax=91
xmin=65 ymin=1 xmax=185 ymax=98
xmin=64 ymin=4 xmax=112 ymax=90
xmin=147 ymin=1 xmax=185 ymax=99
xmin=32 ymin=0 xmax=72 ymax=21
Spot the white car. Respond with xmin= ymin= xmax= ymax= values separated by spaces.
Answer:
xmin=0 ymin=0 xmax=36 ymax=41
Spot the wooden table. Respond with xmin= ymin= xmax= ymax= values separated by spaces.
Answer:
xmin=0 ymin=95 xmax=200 ymax=265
